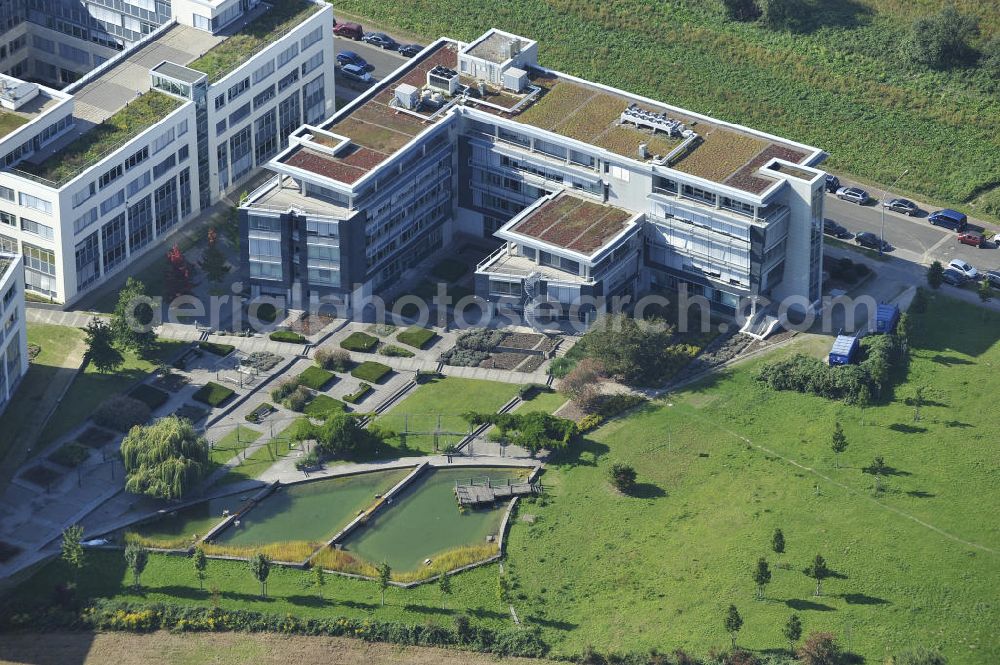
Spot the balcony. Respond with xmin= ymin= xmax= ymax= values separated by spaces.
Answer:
xmin=477 ymin=245 xmax=594 ymax=284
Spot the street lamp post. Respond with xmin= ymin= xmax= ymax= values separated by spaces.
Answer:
xmin=879 ymin=169 xmax=909 ymax=256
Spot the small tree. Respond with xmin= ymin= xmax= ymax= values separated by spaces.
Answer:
xmin=124 ymin=542 xmax=148 ymax=590
xmin=560 ymin=358 xmax=605 ymax=411
xmin=863 ymin=455 xmax=889 ymax=493
xmin=200 ymin=227 xmax=230 ymax=284
xmin=783 ymin=613 xmax=802 ymax=653
xmin=439 ymin=571 xmax=453 ymax=609
xmin=313 ymin=564 xmax=326 ymax=601
xmin=60 ymin=524 xmax=85 ymax=582
xmin=797 ymin=631 xmax=842 ymax=665
xmin=978 ymin=279 xmax=992 ymax=309
xmin=804 ymin=554 xmax=830 ymax=596
xmin=111 ymin=277 xmax=157 ymax=356
xmin=608 ymin=462 xmax=638 ymax=494
xmin=724 ymin=604 xmax=743 ymax=649
xmin=927 ymin=261 xmax=944 ymax=289
xmin=830 ymin=422 xmax=848 ymax=468
xmin=193 ymin=546 xmax=207 ymax=590
xmin=752 ymin=558 xmax=772 ymax=600
xmin=902 ymin=4 xmax=979 ymax=70
xmin=377 ymin=561 xmax=391 ymax=606
xmin=911 ymin=385 xmax=925 ymax=422
xmin=772 ymin=528 xmax=785 ymax=554
xmin=83 ymin=318 xmax=123 ymax=374
xmin=250 ymin=553 xmax=271 ymax=598
xmin=164 ymin=244 xmax=193 ymax=301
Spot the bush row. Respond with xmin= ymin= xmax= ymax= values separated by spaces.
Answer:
xmin=340 ymin=332 xmax=379 ymax=352
xmin=314 ymin=347 xmax=352 ymax=372
xmin=269 ymin=331 xmax=307 ymax=344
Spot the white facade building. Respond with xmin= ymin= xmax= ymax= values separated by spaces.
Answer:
xmin=0 ymin=252 xmax=28 ymax=415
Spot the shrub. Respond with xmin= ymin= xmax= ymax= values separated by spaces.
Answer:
xmin=340 ymin=332 xmax=379 ymax=352
xmin=439 ymin=348 xmax=490 ymax=367
xmin=396 ymin=326 xmax=436 ymax=349
xmin=128 ymin=384 xmax=170 ymax=411
xmin=295 ymin=449 xmax=321 ymax=471
xmin=379 ymin=344 xmax=414 ymax=358
xmin=465 ymin=411 xmax=579 ymax=455
xmin=796 ymin=632 xmax=842 ymax=665
xmin=269 ymin=330 xmax=307 ymax=344
xmin=902 ymin=4 xmax=979 ymax=70
xmin=344 ymin=383 xmax=372 ymax=404
xmin=192 ymin=382 xmax=235 ymax=407
xmin=314 ymin=347 xmax=351 ymax=372
xmin=415 ymin=370 xmax=442 ymax=384
xmin=351 ymin=361 xmax=391 ymax=383
xmin=283 ymin=385 xmax=312 ymax=412
xmin=595 ymin=393 xmax=647 ymax=419
xmin=255 ymin=302 xmax=279 ymax=324
xmin=94 ymin=396 xmax=151 ymax=432
xmin=270 ymin=378 xmax=301 ymax=403
xmin=578 ymin=413 xmax=604 ymax=433
xmin=49 ymin=443 xmax=91 ymax=468
xmin=244 ymin=402 xmax=274 ymax=423
xmin=893 ymin=647 xmax=948 ymax=665
xmin=241 ymin=351 xmax=282 ymax=372
xmin=608 ymin=462 xmax=637 ymax=493
xmin=454 ymin=328 xmax=503 ymax=352
xmin=297 ymin=366 xmax=335 ymax=390
xmin=548 ymin=356 xmax=576 ymax=378
xmin=198 ymin=341 xmax=235 ymax=357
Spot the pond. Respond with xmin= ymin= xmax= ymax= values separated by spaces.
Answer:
xmin=130 ymin=494 xmax=251 ymax=549
xmin=339 ymin=466 xmax=528 ymax=572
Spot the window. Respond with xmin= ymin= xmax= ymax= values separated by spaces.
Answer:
xmin=124 ymin=147 xmax=149 ymax=172
xmin=73 ymin=207 xmax=98 ymax=234
xmin=214 ymin=94 xmax=226 ymax=111
xmin=229 ymin=126 xmax=252 ymax=182
xmin=152 ymin=127 xmax=175 ymax=154
xmin=154 ymin=179 xmax=178 ymax=235
xmin=277 ymin=43 xmax=298 ymax=69
xmin=19 ymin=193 xmax=52 ymax=214
xmin=254 ymin=110 xmax=277 ymax=164
xmin=217 ymin=143 xmax=229 ymax=191
xmin=227 ymin=77 xmax=250 ymax=102
xmin=20 ymin=218 xmax=54 ymax=240
xmin=59 ymin=42 xmax=89 ymax=64
xmin=176 ymin=119 xmax=188 ymax=137
xmin=253 ymin=84 xmax=275 ymax=110
xmin=607 ymin=164 xmax=630 ymax=182
xmin=300 ymin=26 xmax=323 ymax=50
xmin=126 ymin=171 xmax=151 ymax=197
xmin=253 ymin=59 xmax=274 ymax=84
xmin=152 ymin=154 xmax=176 ymax=180
xmin=23 ymin=243 xmax=55 ymax=275
xmin=193 ymin=13 xmax=211 ymax=31
xmin=277 ymin=68 xmax=299 ymax=93
xmin=489 ymin=279 xmax=520 ymax=297
xmin=100 ymin=189 xmax=125 ymax=215
xmin=99 ymin=164 xmax=124 ymax=189
xmin=0 ymin=211 xmax=15 ymax=227
xmin=177 ymin=145 xmax=189 ymax=162
xmin=72 ymin=183 xmax=96 ymax=207
xmin=128 ymin=196 xmax=153 ymax=252
xmin=0 ymin=186 xmax=13 ymax=202
xmin=179 ymin=168 xmax=191 ymax=219
xmin=229 ymin=102 xmax=251 ymax=125
xmin=303 ymin=76 xmax=324 ymax=124
xmin=32 ymin=35 xmax=55 ymax=53
xmin=216 ymin=119 xmax=227 ymax=136
xmin=101 ymin=214 xmax=127 ymax=272
xmin=301 ymin=51 xmax=323 ymax=76
xmin=278 ymin=93 xmax=301 ymax=146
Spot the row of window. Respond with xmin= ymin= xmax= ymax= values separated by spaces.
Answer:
xmin=1 ymin=114 xmax=74 ymax=170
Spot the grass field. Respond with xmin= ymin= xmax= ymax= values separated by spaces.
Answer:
xmin=209 ymin=425 xmax=262 ymax=466
xmin=518 ymin=390 xmax=568 ymax=415
xmin=376 ymin=377 xmax=520 ymax=452
xmin=332 ymin=1 xmax=1000 ymax=221
xmin=215 ymin=419 xmax=309 ymax=485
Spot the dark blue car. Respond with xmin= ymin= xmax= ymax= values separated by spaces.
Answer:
xmin=336 ymin=50 xmax=368 ymax=69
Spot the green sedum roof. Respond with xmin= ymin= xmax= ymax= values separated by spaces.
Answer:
xmin=0 ymin=112 xmax=29 ymax=140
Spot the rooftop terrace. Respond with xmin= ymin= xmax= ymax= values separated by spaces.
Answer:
xmin=507 ymin=192 xmax=634 ymax=255
xmin=188 ymin=0 xmax=321 ymax=82
xmin=0 ymin=112 xmax=28 ymax=139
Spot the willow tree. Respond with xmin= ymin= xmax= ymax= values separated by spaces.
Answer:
xmin=121 ymin=416 xmax=210 ymax=500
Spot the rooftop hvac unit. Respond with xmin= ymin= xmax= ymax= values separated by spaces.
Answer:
xmin=620 ymin=102 xmax=690 ymax=138
xmin=427 ymin=65 xmax=459 ymax=96
xmin=502 ymin=67 xmax=527 ymax=93
xmin=0 ymin=77 xmax=39 ymax=111
xmin=395 ymin=83 xmax=420 ymax=110
xmin=638 ymin=143 xmax=649 ymax=160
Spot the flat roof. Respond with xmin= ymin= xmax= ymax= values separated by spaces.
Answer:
xmin=246 ymin=175 xmax=353 ymax=219
xmin=464 ymin=30 xmax=527 ymax=63
xmin=508 ymin=192 xmax=634 ymax=254
xmin=152 ymin=61 xmax=204 ymax=85
xmin=0 ymin=91 xmax=65 ymax=142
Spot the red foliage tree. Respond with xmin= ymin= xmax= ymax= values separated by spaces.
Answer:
xmin=164 ymin=244 xmax=193 ymax=301
xmin=797 ymin=632 xmax=843 ymax=665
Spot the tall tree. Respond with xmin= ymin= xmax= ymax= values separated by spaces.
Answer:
xmin=60 ymin=524 xmax=85 ymax=583
xmin=121 ymin=416 xmax=211 ymax=500
xmin=193 ymin=546 xmax=207 ymax=590
xmin=581 ymin=313 xmax=675 ymax=386
xmin=926 ymin=261 xmax=944 ymax=289
xmin=753 ymin=558 xmax=772 ymax=600
xmin=313 ymin=565 xmax=326 ymax=602
xmin=804 ymin=554 xmax=830 ymax=597
xmin=724 ymin=604 xmax=743 ymax=649
xmin=863 ymin=456 xmax=889 ymax=493
xmin=772 ymin=528 xmax=785 ymax=554
xmin=111 ymin=277 xmax=156 ymax=356
xmin=439 ymin=571 xmax=453 ymax=609
xmin=250 ymin=553 xmax=271 ymax=599
xmin=200 ymin=227 xmax=230 ymax=284
xmin=83 ymin=318 xmax=123 ymax=374
xmin=124 ymin=542 xmax=149 ymax=590
xmin=902 ymin=4 xmax=980 ymax=69
xmin=797 ymin=632 xmax=843 ymax=665
xmin=164 ymin=244 xmax=193 ymax=301
xmin=831 ymin=422 xmax=848 ymax=468
xmin=783 ymin=614 xmax=803 ymax=653
xmin=377 ymin=562 xmax=391 ymax=606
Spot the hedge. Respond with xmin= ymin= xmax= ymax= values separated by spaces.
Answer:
xmin=304 ymin=394 xmax=346 ymax=417
xmin=297 ymin=366 xmax=335 ymax=390
xmin=198 ymin=341 xmax=235 ymax=357
xmin=344 ymin=383 xmax=372 ymax=404
xmin=48 ymin=442 xmax=91 ymax=468
xmin=396 ymin=326 xmax=437 ymax=349
xmin=244 ymin=402 xmax=274 ymax=423
xmin=94 ymin=396 xmax=150 ymax=432
xmin=270 ymin=331 xmax=307 ymax=344
xmin=379 ymin=344 xmax=415 ymax=358
xmin=351 ymin=361 xmax=392 ymax=383
xmin=192 ymin=382 xmax=235 ymax=407
xmin=128 ymin=384 xmax=170 ymax=411
xmin=340 ymin=331 xmax=379 ymax=352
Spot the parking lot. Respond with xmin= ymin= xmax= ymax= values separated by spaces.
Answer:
xmin=333 ymin=34 xmax=409 ymax=104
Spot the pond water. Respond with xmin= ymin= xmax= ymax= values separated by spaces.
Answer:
xmin=131 ymin=494 xmax=251 ymax=547
xmin=215 ymin=468 xmax=410 ymax=546
xmin=340 ymin=466 xmax=528 ymax=572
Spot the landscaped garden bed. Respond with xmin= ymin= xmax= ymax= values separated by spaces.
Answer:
xmin=153 ymin=372 xmax=189 ymax=392
xmin=498 ymin=331 xmax=550 ymax=351
xmin=303 ymin=394 xmax=346 ymax=417
xmin=192 ymin=382 xmax=236 ymax=407
xmin=174 ymin=404 xmax=209 ymax=424
xmin=516 ymin=355 xmax=545 ymax=373
xmin=20 ymin=465 xmax=62 ymax=488
xmin=439 ymin=329 xmax=504 ymax=367
xmin=128 ymin=384 xmax=170 ymax=411
xmin=198 ymin=341 xmax=235 ymax=357
xmin=297 ymin=366 xmax=335 ymax=390
xmin=244 ymin=402 xmax=275 ymax=424
xmin=76 ymin=427 xmax=114 ymax=449
xmin=340 ymin=331 xmax=379 ymax=352
xmin=48 ymin=442 xmax=92 ymax=468
xmin=344 ymin=383 xmax=372 ymax=404
xmin=289 ymin=311 xmax=338 ymax=336
xmin=396 ymin=326 xmax=437 ymax=349
xmin=379 ymin=344 xmax=414 ymax=358
xmin=241 ymin=351 xmax=283 ymax=372
xmin=270 ymin=330 xmax=307 ymax=344
xmin=479 ymin=351 xmax=530 ymax=370
xmin=351 ymin=361 xmax=392 ymax=383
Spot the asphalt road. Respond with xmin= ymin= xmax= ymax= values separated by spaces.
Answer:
xmin=333 ymin=35 xmax=409 ymax=103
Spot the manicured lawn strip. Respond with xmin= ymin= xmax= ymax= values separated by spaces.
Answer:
xmin=209 ymin=425 xmax=262 ymax=466
xmin=340 ymin=331 xmax=379 ymax=352
xmin=216 ymin=419 xmax=311 ymax=485
xmin=396 ymin=326 xmax=437 ymax=349
xmin=350 ymin=361 xmax=391 ymax=383
xmin=37 ymin=340 xmax=186 ymax=447
xmin=518 ymin=390 xmax=567 ymax=415
xmin=199 ymin=341 xmax=235 ymax=357
xmin=296 ymin=366 xmax=335 ymax=390
xmin=192 ymin=382 xmax=236 ymax=407
xmin=128 ymin=384 xmax=170 ymax=411
xmin=269 ymin=331 xmax=307 ymax=344
xmin=375 ymin=377 xmax=519 ymax=453
xmin=303 ymin=394 xmax=346 ymax=417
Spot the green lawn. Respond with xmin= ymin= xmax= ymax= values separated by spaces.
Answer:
xmin=37 ymin=339 xmax=187 ymax=446
xmin=209 ymin=425 xmax=262 ymax=466
xmin=0 ymin=112 xmax=28 ymax=137
xmin=216 ymin=419 xmax=310 ymax=485
xmin=376 ymin=377 xmax=520 ymax=452
xmin=0 ymin=324 xmax=84 ymax=462
xmin=518 ymin=390 xmax=566 ymax=415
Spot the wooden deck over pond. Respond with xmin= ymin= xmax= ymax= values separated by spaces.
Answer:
xmin=455 ymin=480 xmax=538 ymax=506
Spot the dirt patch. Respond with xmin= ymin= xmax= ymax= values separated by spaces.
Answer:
xmin=289 ymin=312 xmax=338 ymax=336
xmin=479 ymin=352 xmax=530 ymax=370
xmin=0 ymin=631 xmax=557 ymax=665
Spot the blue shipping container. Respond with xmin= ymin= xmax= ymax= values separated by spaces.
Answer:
xmin=875 ymin=303 xmax=900 ymax=334
xmin=829 ymin=334 xmax=860 ymax=366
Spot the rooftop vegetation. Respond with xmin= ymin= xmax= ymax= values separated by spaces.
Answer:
xmin=188 ymin=0 xmax=320 ymax=82
xmin=0 ymin=111 xmax=29 ymax=138
xmin=19 ymin=92 xmax=182 ymax=186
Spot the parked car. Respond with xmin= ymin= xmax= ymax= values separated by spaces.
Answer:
xmin=986 ymin=270 xmax=1000 ymax=288
xmin=336 ymin=50 xmax=368 ymax=68
xmin=928 ymin=208 xmax=968 ymax=231
xmin=823 ymin=219 xmax=851 ymax=238
xmin=958 ymin=230 xmax=986 ymax=248
xmin=855 ymin=231 xmax=890 ymax=251
xmin=333 ymin=21 xmax=363 ymax=40
xmin=363 ymin=32 xmax=398 ymax=50
xmin=836 ymin=186 xmax=870 ymax=204
xmin=338 ymin=63 xmax=373 ymax=84
xmin=948 ymin=259 xmax=979 ymax=279
xmin=882 ymin=198 xmax=919 ymax=216
xmin=397 ymin=43 xmax=423 ymax=58
xmin=941 ymin=268 xmax=968 ymax=286
xmin=824 ymin=175 xmax=841 ymax=193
